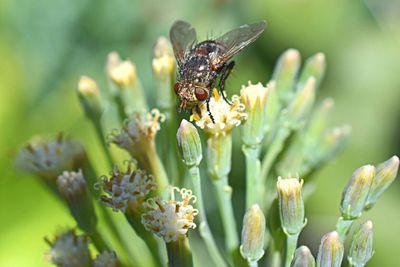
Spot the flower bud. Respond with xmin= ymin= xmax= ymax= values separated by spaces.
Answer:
xmin=297 ymin=53 xmax=326 ymax=91
xmin=57 ymin=170 xmax=97 ymax=233
xmin=240 ymin=204 xmax=266 ymax=263
xmin=340 ymin=165 xmax=374 ymax=219
xmin=365 ymin=155 xmax=399 ymax=210
xmin=94 ymin=251 xmax=119 ymax=267
xmin=177 ymin=119 xmax=202 ymax=167
xmin=272 ymin=49 xmax=301 ymax=105
xmin=276 ymin=178 xmax=305 ymax=235
xmin=285 ymin=77 xmax=316 ymax=127
xmin=348 ymin=220 xmax=374 ymax=267
xmin=291 ymin=246 xmax=315 ymax=267
xmin=316 ymin=231 xmax=344 ymax=267
xmin=264 ymin=81 xmax=280 ymax=132
xmin=106 ymin=52 xmax=147 ymax=114
xmin=152 ymin=36 xmax=175 ymax=78
xmin=240 ymin=81 xmax=269 ymax=146
xmin=77 ymin=76 xmax=102 ymax=120
xmin=152 ymin=36 xmax=176 ymax=109
xmin=45 ymin=230 xmax=91 ymax=267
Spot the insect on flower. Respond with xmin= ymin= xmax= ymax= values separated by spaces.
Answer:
xmin=170 ymin=20 xmax=267 ymax=120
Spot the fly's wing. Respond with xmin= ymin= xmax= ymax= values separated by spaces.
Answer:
xmin=214 ymin=21 xmax=266 ymax=62
xmin=170 ymin=20 xmax=197 ymax=66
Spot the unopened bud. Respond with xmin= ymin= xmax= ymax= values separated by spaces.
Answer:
xmin=348 ymin=220 xmax=374 ymax=267
xmin=272 ymin=49 xmax=301 ymax=104
xmin=297 ymin=53 xmax=326 ymax=91
xmin=152 ymin=36 xmax=175 ymax=78
xmin=57 ymin=170 xmax=97 ymax=233
xmin=291 ymin=246 xmax=315 ymax=267
xmin=276 ymin=178 xmax=306 ymax=235
xmin=240 ymin=204 xmax=266 ymax=263
xmin=340 ymin=165 xmax=374 ymax=219
xmin=285 ymin=77 xmax=316 ymax=127
xmin=77 ymin=76 xmax=102 ymax=120
xmin=106 ymin=52 xmax=147 ymax=114
xmin=177 ymin=119 xmax=202 ymax=167
xmin=316 ymin=231 xmax=344 ymax=267
xmin=240 ymin=81 xmax=269 ymax=146
xmin=365 ymin=155 xmax=399 ymax=210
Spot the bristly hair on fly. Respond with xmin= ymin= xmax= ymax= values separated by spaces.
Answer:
xmin=170 ymin=20 xmax=267 ymax=122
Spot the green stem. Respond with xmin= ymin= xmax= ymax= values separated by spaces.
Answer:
xmin=284 ymin=234 xmax=299 ymax=267
xmin=114 ymin=94 xmax=127 ymax=122
xmin=260 ymin=127 xmax=290 ymax=184
xmin=267 ymin=240 xmax=282 ymax=267
xmin=166 ymin=238 xmax=193 ymax=267
xmin=248 ymin=261 xmax=258 ymax=267
xmin=189 ymin=166 xmax=228 ymax=267
xmin=212 ymin=177 xmax=239 ymax=262
xmin=81 ymin=163 xmax=138 ymax=266
xmin=336 ymin=217 xmax=355 ymax=241
xmin=90 ymin=228 xmax=109 ymax=252
xmin=243 ymin=145 xmax=262 ymax=209
xmin=92 ymin=118 xmax=114 ymax=168
xmin=125 ymin=211 xmax=164 ymax=267
xmin=146 ymin=144 xmax=169 ymax=194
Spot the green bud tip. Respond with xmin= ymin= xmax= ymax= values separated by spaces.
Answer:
xmin=276 ymin=177 xmax=306 ymax=235
xmin=340 ymin=165 xmax=375 ymax=219
xmin=177 ymin=119 xmax=203 ymax=167
xmin=365 ymin=155 xmax=399 ymax=210
xmin=348 ymin=220 xmax=374 ymax=267
xmin=317 ymin=231 xmax=344 ymax=267
xmin=240 ymin=204 xmax=266 ymax=263
xmin=292 ymin=246 xmax=315 ymax=267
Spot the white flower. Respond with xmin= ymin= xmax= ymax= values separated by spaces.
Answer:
xmin=141 ymin=188 xmax=198 ymax=242
xmin=100 ymin=163 xmax=156 ymax=213
xmin=46 ymin=230 xmax=91 ymax=267
xmin=191 ymin=89 xmax=247 ymax=136
xmin=94 ymin=251 xmax=119 ymax=267
xmin=110 ymin=109 xmax=165 ymax=156
xmin=15 ymin=134 xmax=85 ymax=180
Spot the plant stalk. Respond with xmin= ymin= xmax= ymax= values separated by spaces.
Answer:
xmin=243 ymin=145 xmax=262 ymax=209
xmin=189 ymin=166 xmax=228 ymax=267
xmin=166 ymin=238 xmax=193 ymax=267
xmin=284 ymin=234 xmax=299 ymax=267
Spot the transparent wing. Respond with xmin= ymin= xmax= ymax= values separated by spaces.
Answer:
xmin=215 ymin=21 xmax=266 ymax=62
xmin=169 ymin=20 xmax=197 ymax=66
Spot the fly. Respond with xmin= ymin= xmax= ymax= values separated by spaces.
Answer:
xmin=170 ymin=20 xmax=267 ymax=121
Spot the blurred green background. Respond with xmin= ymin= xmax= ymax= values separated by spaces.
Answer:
xmin=1 ymin=0 xmax=399 ymax=266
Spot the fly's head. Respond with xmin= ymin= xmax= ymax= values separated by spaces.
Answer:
xmin=174 ymin=81 xmax=209 ymax=109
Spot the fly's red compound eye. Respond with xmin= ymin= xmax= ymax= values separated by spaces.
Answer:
xmin=174 ymin=83 xmax=181 ymax=94
xmin=195 ymin=88 xmax=209 ymax=101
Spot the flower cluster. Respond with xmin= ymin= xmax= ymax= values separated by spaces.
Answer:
xmin=15 ymin=134 xmax=85 ymax=180
xmin=141 ymin=187 xmax=198 ymax=242
xmin=100 ymin=163 xmax=157 ymax=212
xmin=191 ymin=89 xmax=247 ymax=136
xmin=45 ymin=230 xmax=91 ymax=267
xmin=109 ymin=109 xmax=165 ymax=154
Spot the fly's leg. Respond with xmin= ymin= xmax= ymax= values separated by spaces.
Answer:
xmin=218 ymin=61 xmax=235 ymax=105
xmin=206 ymin=100 xmax=215 ymax=123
